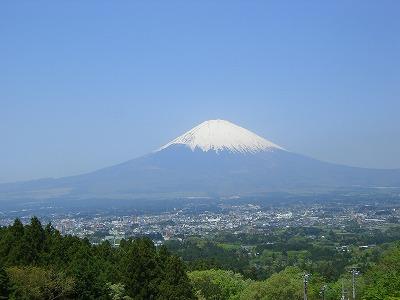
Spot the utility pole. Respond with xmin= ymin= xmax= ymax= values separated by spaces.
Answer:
xmin=319 ymin=284 xmax=327 ymax=300
xmin=352 ymin=270 xmax=356 ymax=300
xmin=303 ymin=273 xmax=310 ymax=300
xmin=351 ymin=268 xmax=360 ymax=300
xmin=341 ymin=279 xmax=346 ymax=300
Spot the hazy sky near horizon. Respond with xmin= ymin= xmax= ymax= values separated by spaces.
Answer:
xmin=1 ymin=1 xmax=400 ymax=183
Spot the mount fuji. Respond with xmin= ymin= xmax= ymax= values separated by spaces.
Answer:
xmin=1 ymin=119 xmax=400 ymax=202
xmin=158 ymin=119 xmax=284 ymax=154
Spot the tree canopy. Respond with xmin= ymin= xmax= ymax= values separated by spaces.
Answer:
xmin=0 ymin=218 xmax=194 ymax=300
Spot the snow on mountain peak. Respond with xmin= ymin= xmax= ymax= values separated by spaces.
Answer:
xmin=158 ymin=119 xmax=285 ymax=154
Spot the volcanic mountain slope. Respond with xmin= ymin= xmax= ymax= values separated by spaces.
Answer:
xmin=1 ymin=119 xmax=400 ymax=200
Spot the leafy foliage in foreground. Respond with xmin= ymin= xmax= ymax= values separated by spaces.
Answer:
xmin=189 ymin=269 xmax=252 ymax=300
xmin=0 ymin=218 xmax=194 ymax=299
xmin=184 ymin=238 xmax=400 ymax=300
xmin=363 ymin=243 xmax=400 ymax=300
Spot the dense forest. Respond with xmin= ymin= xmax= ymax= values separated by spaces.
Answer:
xmin=0 ymin=218 xmax=399 ymax=299
xmin=165 ymin=223 xmax=400 ymax=282
xmin=0 ymin=217 xmax=194 ymax=299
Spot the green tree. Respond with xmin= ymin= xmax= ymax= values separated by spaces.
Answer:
xmin=188 ymin=269 xmax=251 ymax=300
xmin=67 ymin=241 xmax=105 ymax=299
xmin=119 ymin=238 xmax=160 ymax=299
xmin=238 ymin=267 xmax=308 ymax=300
xmin=106 ymin=282 xmax=133 ymax=300
xmin=158 ymin=254 xmax=195 ymax=300
xmin=7 ymin=266 xmax=74 ymax=300
xmin=0 ymin=219 xmax=25 ymax=266
xmin=0 ymin=265 xmax=10 ymax=300
xmin=363 ymin=243 xmax=400 ymax=300
xmin=23 ymin=217 xmax=45 ymax=264
xmin=239 ymin=281 xmax=269 ymax=300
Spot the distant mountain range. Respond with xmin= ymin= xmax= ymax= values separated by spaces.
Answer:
xmin=1 ymin=119 xmax=399 ymax=202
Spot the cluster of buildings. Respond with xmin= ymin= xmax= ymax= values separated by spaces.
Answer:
xmin=0 ymin=200 xmax=398 ymax=246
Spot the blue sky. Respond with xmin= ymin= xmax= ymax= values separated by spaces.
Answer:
xmin=1 ymin=1 xmax=399 ymax=182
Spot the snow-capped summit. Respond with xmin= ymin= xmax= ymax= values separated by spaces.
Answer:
xmin=1 ymin=119 xmax=399 ymax=203
xmin=158 ymin=119 xmax=285 ymax=154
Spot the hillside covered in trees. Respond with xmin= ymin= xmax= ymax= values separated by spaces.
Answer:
xmin=0 ymin=217 xmax=194 ymax=299
xmin=0 ymin=218 xmax=399 ymax=299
